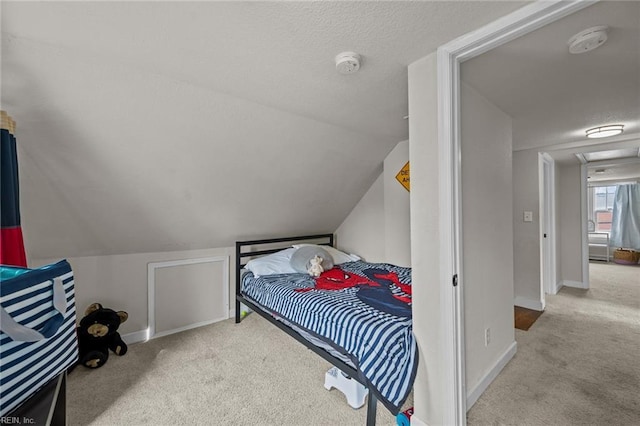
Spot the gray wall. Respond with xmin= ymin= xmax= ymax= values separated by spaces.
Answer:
xmin=407 ymin=52 xmax=444 ymax=424
xmin=335 ymin=174 xmax=386 ymax=262
xmin=512 ymin=150 xmax=543 ymax=306
xmin=406 ymin=55 xmax=516 ymax=424
xmin=460 ymin=83 xmax=515 ymax=399
xmin=557 ymin=163 xmax=584 ymax=286
xmin=36 ymin=137 xmax=411 ymax=340
xmin=383 ymin=140 xmax=411 ymax=267
xmin=512 ymin=151 xmax=587 ymax=306
xmin=336 ymin=140 xmax=411 ymax=266
xmin=32 ymin=247 xmax=232 ymax=336
xmin=18 ymin=56 xmax=394 ymax=261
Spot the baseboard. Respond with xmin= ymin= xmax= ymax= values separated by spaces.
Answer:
xmin=514 ymin=296 xmax=544 ymax=311
xmin=561 ymin=280 xmax=587 ymax=289
xmin=553 ymin=281 xmax=564 ymax=294
xmin=151 ymin=318 xmax=226 ymax=340
xmin=122 ymin=328 xmax=150 ymax=345
xmin=121 ymin=317 xmax=228 ymax=344
xmin=466 ymin=341 xmax=517 ymax=410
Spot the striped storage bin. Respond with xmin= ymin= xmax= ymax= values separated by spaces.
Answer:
xmin=0 ymin=260 xmax=79 ymax=416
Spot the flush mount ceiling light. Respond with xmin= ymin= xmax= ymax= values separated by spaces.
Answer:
xmin=335 ymin=52 xmax=361 ymax=74
xmin=568 ymin=26 xmax=609 ymax=54
xmin=585 ymin=124 xmax=624 ymax=139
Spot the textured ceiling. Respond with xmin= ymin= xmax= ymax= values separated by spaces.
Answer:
xmin=461 ymin=1 xmax=640 ymax=155
xmin=3 ymin=1 xmax=527 ymax=141
xmin=1 ymin=1 xmax=528 ymax=258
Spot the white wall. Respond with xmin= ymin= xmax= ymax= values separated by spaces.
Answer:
xmin=512 ymin=151 xmax=588 ymax=303
xmin=15 ymin=32 xmax=394 ymax=261
xmin=460 ymin=83 xmax=515 ymax=404
xmin=335 ymin=174 xmax=386 ymax=262
xmin=407 ymin=63 xmax=517 ymax=424
xmin=37 ymin=134 xmax=411 ymax=341
xmin=512 ymin=150 xmax=542 ymax=306
xmin=32 ymin=246 xmax=233 ymax=337
xmin=557 ymin=163 xmax=584 ymax=286
xmin=336 ymin=140 xmax=411 ymax=265
xmin=384 ymin=140 xmax=411 ymax=267
xmin=408 ymin=52 xmax=444 ymax=425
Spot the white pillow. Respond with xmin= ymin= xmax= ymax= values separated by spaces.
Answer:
xmin=245 ymin=248 xmax=298 ymax=277
xmin=291 ymin=244 xmax=360 ymax=264
xmin=290 ymin=246 xmax=334 ymax=274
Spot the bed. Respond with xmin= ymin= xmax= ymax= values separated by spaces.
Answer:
xmin=234 ymin=234 xmax=416 ymax=426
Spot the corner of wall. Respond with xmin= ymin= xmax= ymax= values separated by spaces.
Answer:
xmin=334 ymin=173 xmax=385 ymax=261
xmin=335 ymin=139 xmax=411 ymax=265
xmin=514 ymin=296 xmax=544 ymax=311
xmin=466 ymin=341 xmax=517 ymax=410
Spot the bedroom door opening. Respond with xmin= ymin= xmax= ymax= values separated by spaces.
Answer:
xmin=436 ymin=1 xmax=593 ymax=424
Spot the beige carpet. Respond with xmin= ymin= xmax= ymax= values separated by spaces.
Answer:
xmin=468 ymin=262 xmax=640 ymax=425
xmin=67 ymin=312 xmax=409 ymax=425
xmin=68 ymin=262 xmax=637 ymax=425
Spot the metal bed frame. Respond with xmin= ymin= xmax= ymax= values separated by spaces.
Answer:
xmin=235 ymin=233 xmax=378 ymax=426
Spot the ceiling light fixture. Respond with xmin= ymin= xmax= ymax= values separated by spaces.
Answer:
xmin=568 ymin=26 xmax=609 ymax=54
xmin=585 ymin=124 xmax=624 ymax=139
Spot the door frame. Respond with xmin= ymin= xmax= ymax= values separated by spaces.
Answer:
xmin=539 ymin=152 xmax=556 ymax=302
xmin=435 ymin=0 xmax=595 ymax=423
xmin=581 ymin=163 xmax=591 ymax=287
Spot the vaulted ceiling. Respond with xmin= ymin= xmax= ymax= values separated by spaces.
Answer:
xmin=2 ymin=1 xmax=528 ymax=259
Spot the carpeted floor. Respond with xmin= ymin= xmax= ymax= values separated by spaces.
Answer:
xmin=67 ymin=311 xmax=409 ymax=425
xmin=467 ymin=261 xmax=640 ymax=425
xmin=67 ymin=261 xmax=637 ymax=425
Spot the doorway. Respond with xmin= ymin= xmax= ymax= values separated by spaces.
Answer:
xmin=435 ymin=1 xmax=600 ymax=424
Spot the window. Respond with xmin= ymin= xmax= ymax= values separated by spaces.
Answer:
xmin=589 ymin=185 xmax=617 ymax=233
xmin=595 ymin=210 xmax=612 ymax=232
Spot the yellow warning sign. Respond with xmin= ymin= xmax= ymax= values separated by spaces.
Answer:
xmin=396 ymin=161 xmax=410 ymax=192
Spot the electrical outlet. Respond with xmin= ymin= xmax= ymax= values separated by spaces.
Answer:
xmin=485 ymin=328 xmax=491 ymax=346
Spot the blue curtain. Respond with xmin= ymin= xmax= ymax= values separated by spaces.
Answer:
xmin=609 ymin=184 xmax=640 ymax=249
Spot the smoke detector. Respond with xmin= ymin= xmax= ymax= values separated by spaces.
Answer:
xmin=335 ymin=52 xmax=361 ymax=74
xmin=568 ymin=26 xmax=609 ymax=54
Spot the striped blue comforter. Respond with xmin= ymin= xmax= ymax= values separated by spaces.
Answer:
xmin=241 ymin=261 xmax=416 ymax=413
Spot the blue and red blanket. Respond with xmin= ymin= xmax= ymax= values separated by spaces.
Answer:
xmin=241 ymin=260 xmax=416 ymax=413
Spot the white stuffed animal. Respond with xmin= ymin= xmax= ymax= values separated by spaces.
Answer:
xmin=307 ymin=255 xmax=325 ymax=277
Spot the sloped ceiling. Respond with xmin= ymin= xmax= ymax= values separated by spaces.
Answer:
xmin=1 ymin=1 xmax=527 ymax=259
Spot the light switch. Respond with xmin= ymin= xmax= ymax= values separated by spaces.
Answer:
xmin=524 ymin=211 xmax=533 ymax=222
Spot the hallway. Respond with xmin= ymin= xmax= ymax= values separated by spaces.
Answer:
xmin=467 ymin=262 xmax=639 ymax=424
